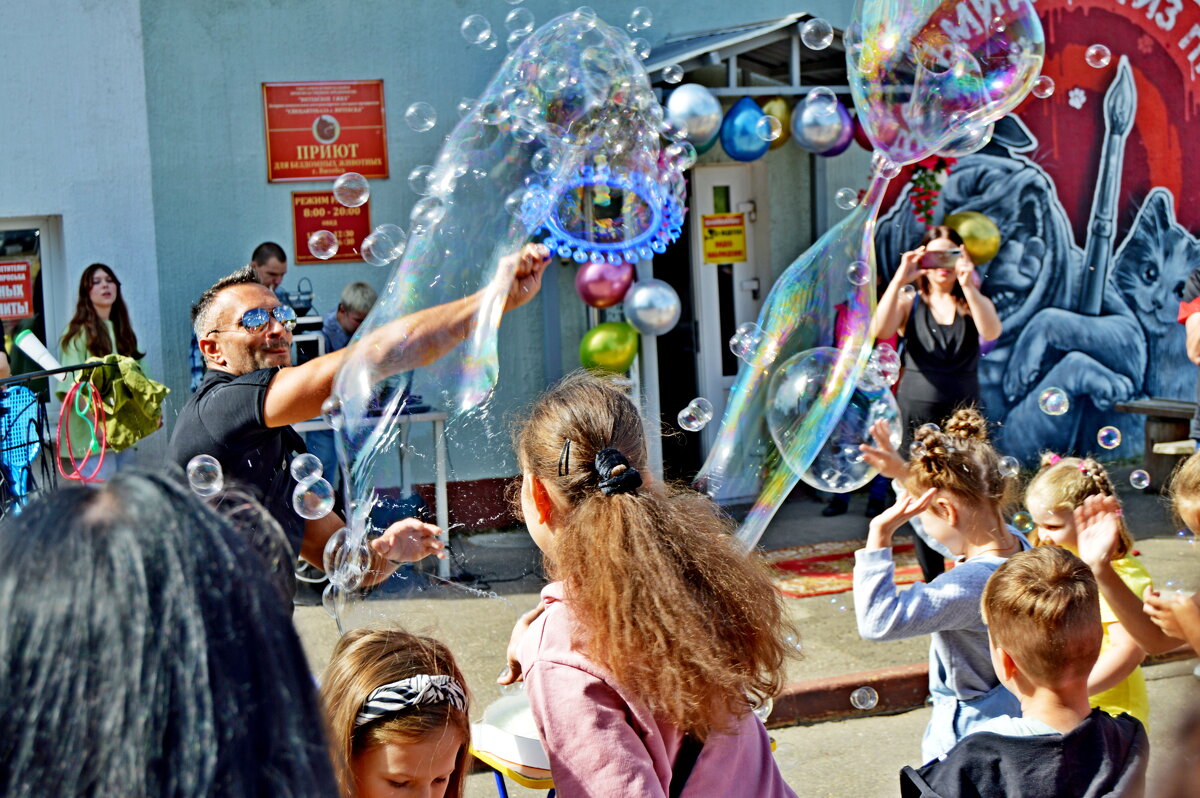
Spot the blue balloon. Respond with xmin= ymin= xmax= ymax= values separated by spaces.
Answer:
xmin=719 ymin=97 xmax=770 ymax=162
xmin=790 ymin=97 xmax=853 ymax=156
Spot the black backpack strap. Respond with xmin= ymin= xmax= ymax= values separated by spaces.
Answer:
xmin=668 ymin=734 xmax=703 ymax=798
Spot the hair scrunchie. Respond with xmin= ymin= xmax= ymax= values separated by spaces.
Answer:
xmin=595 ymin=447 xmax=642 ymax=496
xmin=355 ymin=674 xmax=467 ymax=727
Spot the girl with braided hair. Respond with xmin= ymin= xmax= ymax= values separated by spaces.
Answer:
xmin=320 ymin=628 xmax=471 ymax=798
xmin=855 ymin=407 xmax=1030 ymax=763
xmin=500 ymin=372 xmax=798 ymax=797
xmin=1024 ymin=455 xmax=1152 ymax=727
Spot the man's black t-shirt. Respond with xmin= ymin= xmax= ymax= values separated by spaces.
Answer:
xmin=169 ymin=368 xmax=307 ymax=555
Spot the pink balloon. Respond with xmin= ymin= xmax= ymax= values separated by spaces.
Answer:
xmin=575 ymin=260 xmax=634 ymax=308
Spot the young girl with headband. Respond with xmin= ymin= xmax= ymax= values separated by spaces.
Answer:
xmin=1024 ymin=454 xmax=1152 ymax=727
xmin=321 ymin=629 xmax=470 ymax=798
xmin=857 ymin=407 xmax=1029 ymax=763
xmin=503 ymin=372 xmax=797 ymax=796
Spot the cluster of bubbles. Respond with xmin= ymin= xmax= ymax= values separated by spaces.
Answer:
xmin=857 ymin=342 xmax=900 ymax=393
xmin=1097 ymin=426 xmax=1121 ymax=450
xmin=849 ymin=685 xmax=879 ymax=711
xmin=291 ymin=453 xmax=335 ymax=520
xmin=1129 ymin=469 xmax=1151 ymax=490
xmin=1038 ymin=387 xmax=1069 ymax=416
xmin=678 ymin=397 xmax=714 ymax=432
xmin=187 ymin=454 xmax=223 ymax=497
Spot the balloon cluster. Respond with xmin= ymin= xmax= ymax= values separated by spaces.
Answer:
xmin=574 ymin=259 xmax=681 ymax=372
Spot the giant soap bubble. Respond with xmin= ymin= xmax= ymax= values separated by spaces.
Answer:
xmin=328 ymin=11 xmax=687 ymax=620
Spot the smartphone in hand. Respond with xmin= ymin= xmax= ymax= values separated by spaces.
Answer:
xmin=918 ymin=249 xmax=961 ymax=270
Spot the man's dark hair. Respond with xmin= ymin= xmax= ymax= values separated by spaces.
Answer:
xmin=0 ymin=469 xmax=337 ymax=796
xmin=251 ymin=241 xmax=287 ymax=266
xmin=192 ymin=265 xmax=261 ymax=339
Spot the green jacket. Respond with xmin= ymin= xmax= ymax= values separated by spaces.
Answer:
xmin=71 ymin=354 xmax=169 ymax=453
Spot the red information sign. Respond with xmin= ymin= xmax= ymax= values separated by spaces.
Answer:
xmin=292 ymin=192 xmax=372 ymax=265
xmin=0 ymin=261 xmax=34 ymax=320
xmin=263 ymin=80 xmax=389 ymax=182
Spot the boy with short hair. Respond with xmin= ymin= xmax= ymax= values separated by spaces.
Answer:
xmin=900 ymin=546 xmax=1148 ymax=797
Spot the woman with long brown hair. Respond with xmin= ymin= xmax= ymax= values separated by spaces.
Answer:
xmin=872 ymin=226 xmax=1002 ymax=581
xmin=320 ymin=628 xmax=471 ymax=798
xmin=503 ymin=372 xmax=798 ymax=796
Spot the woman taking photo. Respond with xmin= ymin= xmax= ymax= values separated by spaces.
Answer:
xmin=872 ymin=226 xmax=1002 ymax=581
xmin=58 ymin=263 xmax=154 ymax=476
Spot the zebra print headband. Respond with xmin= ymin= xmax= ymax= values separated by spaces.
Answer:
xmin=355 ymin=674 xmax=468 ymax=727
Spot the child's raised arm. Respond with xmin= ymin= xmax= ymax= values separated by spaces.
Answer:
xmin=1144 ymin=590 xmax=1200 ymax=654
xmin=1075 ymin=494 xmax=1184 ymax=655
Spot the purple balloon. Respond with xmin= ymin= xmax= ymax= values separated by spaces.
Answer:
xmin=575 ymin=260 xmax=635 ymax=308
xmin=790 ymin=97 xmax=853 ymax=157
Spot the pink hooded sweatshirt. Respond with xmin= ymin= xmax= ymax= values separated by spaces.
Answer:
xmin=518 ymin=582 xmax=797 ymax=798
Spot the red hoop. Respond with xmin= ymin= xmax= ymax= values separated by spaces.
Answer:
xmin=57 ymin=381 xmax=107 ymax=483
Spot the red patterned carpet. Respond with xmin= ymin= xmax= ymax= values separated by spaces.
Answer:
xmin=764 ymin=536 xmax=929 ymax=599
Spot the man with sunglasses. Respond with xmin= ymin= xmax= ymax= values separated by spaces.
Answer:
xmin=169 ymin=243 xmax=551 ymax=592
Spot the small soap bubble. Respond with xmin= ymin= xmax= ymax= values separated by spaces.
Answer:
xmin=998 ymin=456 xmax=1020 ymax=479
xmin=408 ymin=164 xmax=433 ymax=195
xmin=990 ymin=16 xmax=1006 ymax=33
xmin=909 ymin=441 xmax=927 ymax=459
xmin=630 ymin=37 xmax=651 ymax=60
xmin=800 ymin=18 xmax=834 ymax=50
xmin=1129 ymin=470 xmax=1151 ymax=490
xmin=360 ymin=231 xmax=395 ymax=267
xmin=538 ymin=62 xmax=572 ymax=92
xmin=872 ymin=343 xmax=900 ymax=387
xmin=505 ymin=7 xmax=534 ymax=34
xmin=755 ymin=115 xmax=783 ymax=142
xmin=321 ymin=396 xmax=344 ymax=430
xmin=506 ymin=30 xmax=528 ymax=50
xmin=805 ymin=86 xmax=838 ymax=116
xmin=847 ymin=261 xmax=870 ymax=286
xmin=411 ymin=196 xmax=446 ymax=233
xmin=294 ymin=477 xmax=335 ymax=520
xmin=405 ymin=102 xmax=437 ymax=132
xmin=332 ymin=172 xmax=369 ymax=207
xmin=627 ymin=6 xmax=652 ymax=31
xmin=850 ymin=686 xmax=879 ymax=710
xmin=460 ymin=14 xmax=491 ymax=45
xmin=1012 ymin=511 xmax=1035 ymax=534
xmin=290 ymin=452 xmax=323 ymax=484
xmin=1038 ymin=387 xmax=1069 ymax=416
xmin=900 ymin=284 xmax=917 ymax=299
xmin=784 ymin=633 xmax=803 ymax=653
xmin=663 ymin=64 xmax=684 ymax=84
xmin=835 ymin=187 xmax=859 ymax=210
xmin=307 ymin=229 xmax=338 ymax=260
xmin=1085 ymin=43 xmax=1112 ymax=69
xmin=456 ymin=97 xmax=475 ymax=118
xmin=187 ymin=454 xmax=223 ymax=497
xmin=1097 ymin=426 xmax=1121 ymax=450
xmin=1032 ymin=75 xmax=1055 ymax=99
xmin=751 ymin=696 xmax=774 ymax=723
xmin=729 ymin=322 xmax=764 ymax=362
xmin=774 ymin=741 xmax=800 ymax=770
xmin=678 ymin=397 xmax=715 ymax=432
xmin=919 ymin=423 xmax=940 ymax=435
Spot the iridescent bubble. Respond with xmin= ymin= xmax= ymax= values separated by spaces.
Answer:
xmin=456 ymin=97 xmax=475 ymax=118
xmin=1032 ymin=75 xmax=1056 ymax=99
xmin=408 ymin=164 xmax=434 ymax=195
xmin=361 ymin=231 xmax=396 ymax=267
xmin=663 ymin=64 xmax=684 ymax=84
xmin=900 ymin=284 xmax=917 ymax=299
xmin=998 ymin=456 xmax=1020 ymax=479
xmin=627 ymin=6 xmax=652 ymax=31
xmin=187 ymin=454 xmax=223 ymax=497
xmin=909 ymin=441 xmax=927 ymax=459
xmin=332 ymin=172 xmax=369 ymax=207
xmin=847 ymin=261 xmax=870 ymax=286
xmin=1038 ymin=387 xmax=1069 ymax=416
xmin=1085 ymin=43 xmax=1112 ymax=69
xmin=751 ymin=696 xmax=773 ymax=723
xmin=630 ymin=37 xmax=651 ymax=60
xmin=505 ymin=7 xmax=534 ymax=34
xmin=294 ymin=477 xmax=335 ymax=520
xmin=678 ymin=398 xmax=715 ymax=432
xmin=835 ymin=187 xmax=859 ymax=210
xmin=405 ymin=102 xmax=437 ymax=132
xmin=1097 ymin=426 xmax=1121 ymax=450
xmin=800 ymin=18 xmax=834 ymax=50
xmin=290 ymin=452 xmax=323 ymax=484
xmin=1012 ymin=511 xmax=1035 ymax=534
xmin=991 ymin=16 xmax=1006 ymax=33
xmin=872 ymin=342 xmax=900 ymax=387
xmin=1129 ymin=470 xmax=1150 ymax=490
xmin=804 ymin=86 xmax=837 ymax=117
xmin=321 ymin=396 xmax=344 ymax=429
xmin=410 ymin=196 xmax=446 ymax=233
xmin=307 ymin=229 xmax=338 ymax=260
xmin=460 ymin=14 xmax=491 ymax=45
xmin=729 ymin=322 xmax=764 ymax=362
xmin=663 ymin=140 xmax=698 ymax=173
xmin=755 ymin=115 xmax=783 ymax=142
xmin=873 ymin=152 xmax=902 ymax=180
xmin=850 ymin=686 xmax=878 ymax=710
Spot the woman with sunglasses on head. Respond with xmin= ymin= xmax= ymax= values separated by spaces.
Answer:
xmin=871 ymin=226 xmax=1002 ymax=583
xmin=57 ymin=263 xmax=158 ymax=478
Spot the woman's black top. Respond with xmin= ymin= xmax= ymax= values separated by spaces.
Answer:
xmin=897 ymin=294 xmax=981 ymax=408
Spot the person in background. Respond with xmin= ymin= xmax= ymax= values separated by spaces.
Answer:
xmin=190 ymin=242 xmax=289 ymax=392
xmin=307 ymin=282 xmax=378 ymax=479
xmin=0 ymin=470 xmax=338 ymax=796
xmin=0 ymin=318 xmax=10 ymax=379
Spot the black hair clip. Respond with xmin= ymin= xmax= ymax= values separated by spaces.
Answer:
xmin=558 ymin=439 xmax=572 ymax=477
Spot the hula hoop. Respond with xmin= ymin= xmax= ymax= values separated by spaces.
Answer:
xmin=57 ymin=380 xmax=106 ymax=483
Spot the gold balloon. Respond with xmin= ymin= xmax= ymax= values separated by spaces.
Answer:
xmin=579 ymin=321 xmax=640 ymax=373
xmin=944 ymin=210 xmax=1001 ymax=265
xmin=761 ymin=96 xmax=792 ymax=150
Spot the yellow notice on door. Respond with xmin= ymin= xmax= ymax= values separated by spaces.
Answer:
xmin=701 ymin=213 xmax=746 ymax=263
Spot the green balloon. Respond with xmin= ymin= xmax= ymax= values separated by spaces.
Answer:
xmin=579 ymin=321 xmax=640 ymax=373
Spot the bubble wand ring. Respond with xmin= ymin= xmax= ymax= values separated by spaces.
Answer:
xmin=56 ymin=380 xmax=106 ymax=483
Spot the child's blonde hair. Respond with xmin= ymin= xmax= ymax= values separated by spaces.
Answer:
xmin=1025 ymin=454 xmax=1133 ymax=558
xmin=904 ymin=406 xmax=1014 ymax=512
xmin=1168 ymin=450 xmax=1200 ymax=532
xmin=981 ymin=546 xmax=1102 ymax=686
xmin=513 ymin=372 xmax=797 ymax=741
xmin=320 ymin=629 xmax=471 ymax=798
